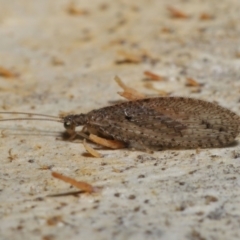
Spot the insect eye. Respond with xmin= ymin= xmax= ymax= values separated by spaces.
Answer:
xmin=64 ymin=121 xmax=72 ymax=129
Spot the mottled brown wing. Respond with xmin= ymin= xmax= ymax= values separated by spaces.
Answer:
xmin=87 ymin=97 xmax=240 ymax=149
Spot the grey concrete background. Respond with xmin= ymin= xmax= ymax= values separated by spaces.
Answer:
xmin=0 ymin=0 xmax=240 ymax=239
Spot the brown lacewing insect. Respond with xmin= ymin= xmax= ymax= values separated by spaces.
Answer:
xmin=0 ymin=97 xmax=240 ymax=150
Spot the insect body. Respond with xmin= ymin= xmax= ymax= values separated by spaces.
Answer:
xmin=63 ymin=97 xmax=240 ymax=150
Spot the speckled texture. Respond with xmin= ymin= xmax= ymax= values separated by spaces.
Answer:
xmin=0 ymin=0 xmax=240 ymax=240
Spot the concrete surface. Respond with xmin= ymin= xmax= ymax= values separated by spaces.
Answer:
xmin=0 ymin=0 xmax=240 ymax=239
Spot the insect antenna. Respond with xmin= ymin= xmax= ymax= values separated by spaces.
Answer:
xmin=0 ymin=111 xmax=60 ymax=119
xmin=0 ymin=117 xmax=63 ymax=123
xmin=0 ymin=111 xmax=64 ymax=123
